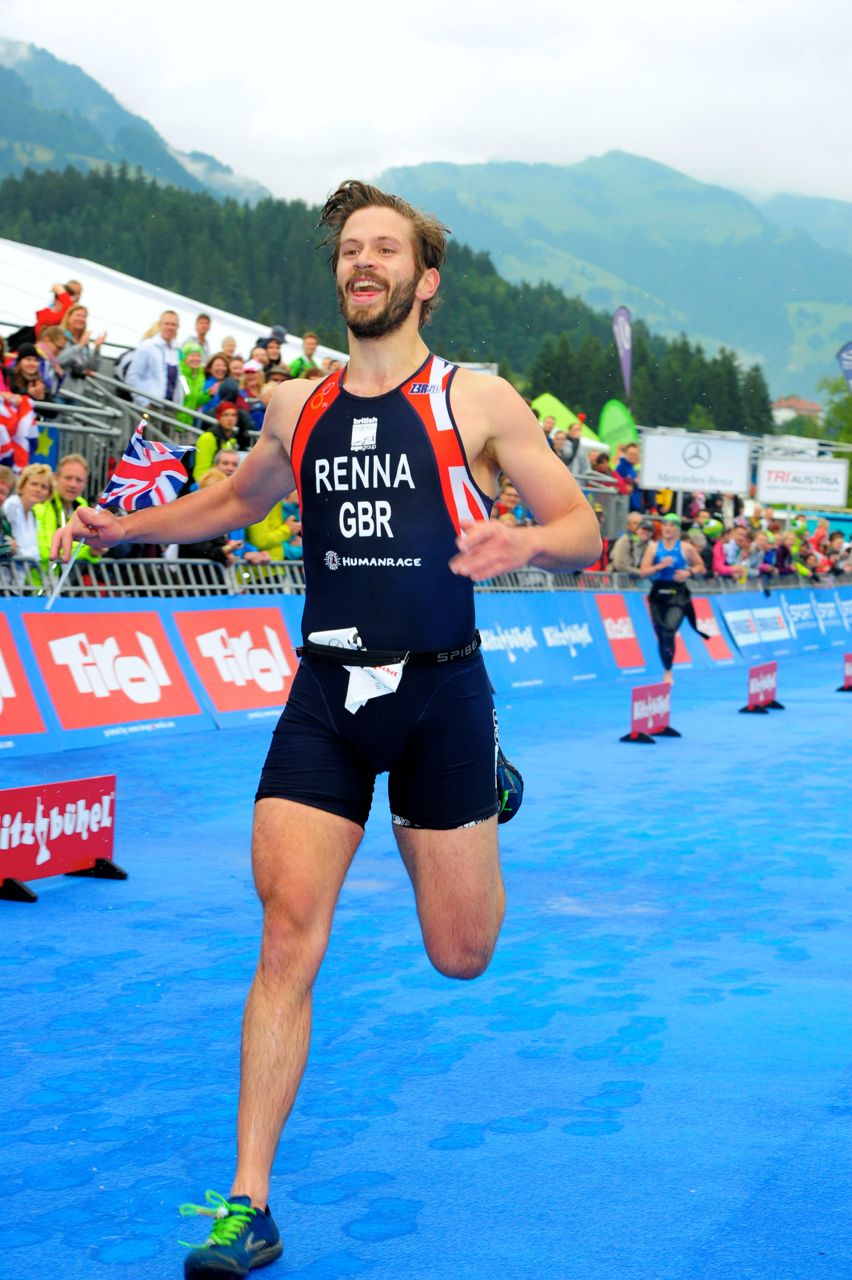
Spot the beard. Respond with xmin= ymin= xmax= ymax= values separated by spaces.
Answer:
xmin=337 ymin=272 xmax=418 ymax=339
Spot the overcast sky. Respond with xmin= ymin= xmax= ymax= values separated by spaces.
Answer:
xmin=3 ymin=0 xmax=847 ymax=205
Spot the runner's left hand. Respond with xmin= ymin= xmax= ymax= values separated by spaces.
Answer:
xmin=449 ymin=520 xmax=534 ymax=581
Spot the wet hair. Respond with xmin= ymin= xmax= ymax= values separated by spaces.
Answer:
xmin=318 ymin=179 xmax=450 ymax=327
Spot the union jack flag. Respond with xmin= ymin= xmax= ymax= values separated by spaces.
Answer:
xmin=0 ymin=395 xmax=38 ymax=471
xmin=99 ymin=423 xmax=192 ymax=511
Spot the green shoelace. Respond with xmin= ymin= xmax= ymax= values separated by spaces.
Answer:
xmin=179 ymin=1190 xmax=257 ymax=1249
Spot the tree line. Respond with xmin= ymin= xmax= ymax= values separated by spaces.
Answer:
xmin=0 ymin=165 xmax=774 ymax=434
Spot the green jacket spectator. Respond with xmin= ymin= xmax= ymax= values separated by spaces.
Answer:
xmin=288 ymin=332 xmax=319 ymax=379
xmin=34 ymin=453 xmax=101 ymax=566
xmin=177 ymin=343 xmax=210 ymax=426
xmin=35 ymin=491 xmax=101 ymax=566
xmin=193 ymin=402 xmax=240 ymax=483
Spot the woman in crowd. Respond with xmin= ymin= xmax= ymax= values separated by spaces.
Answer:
xmin=639 ymin=512 xmax=709 ymax=684
xmin=2 ymin=462 xmax=53 ymax=560
xmin=203 ymin=353 xmax=231 ymax=400
xmin=58 ymin=302 xmax=106 ymax=399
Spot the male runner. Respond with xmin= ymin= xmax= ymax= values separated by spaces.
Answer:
xmin=53 ymin=180 xmax=602 ymax=1278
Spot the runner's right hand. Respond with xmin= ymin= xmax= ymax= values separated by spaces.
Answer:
xmin=51 ymin=506 xmax=125 ymax=560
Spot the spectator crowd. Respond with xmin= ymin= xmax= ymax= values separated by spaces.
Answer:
xmin=2 ymin=279 xmax=850 ymax=588
xmin=0 ymin=279 xmax=353 ymax=575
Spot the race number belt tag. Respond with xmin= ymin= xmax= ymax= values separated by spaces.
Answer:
xmin=307 ymin=628 xmax=404 ymax=714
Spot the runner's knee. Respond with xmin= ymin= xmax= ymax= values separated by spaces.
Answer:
xmin=258 ymin=898 xmax=333 ymax=987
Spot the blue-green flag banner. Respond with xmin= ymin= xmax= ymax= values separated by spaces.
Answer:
xmin=598 ymin=399 xmax=638 ymax=450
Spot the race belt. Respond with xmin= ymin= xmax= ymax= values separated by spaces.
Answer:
xmin=297 ymin=630 xmax=481 ymax=668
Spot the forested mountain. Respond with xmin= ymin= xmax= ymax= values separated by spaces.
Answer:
xmin=0 ymin=166 xmax=773 ymax=434
xmin=379 ymin=154 xmax=852 ymax=398
xmin=0 ymin=40 xmax=269 ymax=204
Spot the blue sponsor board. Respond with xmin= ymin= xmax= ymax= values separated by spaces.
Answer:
xmin=779 ymin=591 xmax=826 ymax=653
xmin=810 ymin=588 xmax=847 ymax=646
xmin=474 ymin=592 xmax=612 ymax=691
xmin=716 ymin=592 xmax=772 ymax=660
xmin=834 ymin=586 xmax=852 ymax=633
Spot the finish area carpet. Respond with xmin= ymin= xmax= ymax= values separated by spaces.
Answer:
xmin=2 ymin=652 xmax=851 ymax=1279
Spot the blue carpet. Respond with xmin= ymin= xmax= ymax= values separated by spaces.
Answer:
xmin=2 ymin=652 xmax=851 ymax=1279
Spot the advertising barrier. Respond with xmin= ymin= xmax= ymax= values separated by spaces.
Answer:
xmin=594 ymin=594 xmax=649 ymax=674
xmin=475 ymin=591 xmax=613 ymax=690
xmin=0 ymin=775 xmax=122 ymax=902
xmin=0 ymin=615 xmax=49 ymax=754
xmin=620 ymin=681 xmax=679 ymax=744
xmin=172 ymin=606 xmax=298 ymax=728
xmin=740 ymin=661 xmax=784 ymax=714
xmin=5 ymin=586 xmax=852 ymax=756
xmin=839 ymin=653 xmax=852 ymax=692
xmin=690 ymin=597 xmax=737 ymax=665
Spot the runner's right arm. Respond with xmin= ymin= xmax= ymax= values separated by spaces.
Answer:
xmin=51 ymin=384 xmax=303 ymax=561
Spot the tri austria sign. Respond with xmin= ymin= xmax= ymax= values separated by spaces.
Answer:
xmin=640 ymin=432 xmax=751 ymax=495
xmin=757 ymin=457 xmax=849 ymax=508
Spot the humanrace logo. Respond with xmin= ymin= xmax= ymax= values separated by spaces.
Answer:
xmin=0 ymin=792 xmax=113 ymax=865
xmin=48 ymin=631 xmax=171 ymax=705
xmin=604 ymin=616 xmax=636 ymax=640
xmin=196 ymin=626 xmax=292 ymax=693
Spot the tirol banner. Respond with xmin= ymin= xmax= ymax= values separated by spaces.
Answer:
xmin=173 ymin=606 xmax=298 ymax=727
xmin=612 ymin=306 xmax=632 ymax=404
xmin=836 ymin=341 xmax=852 ymax=396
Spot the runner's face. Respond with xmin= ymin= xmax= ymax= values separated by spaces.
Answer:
xmin=336 ymin=207 xmax=432 ymax=340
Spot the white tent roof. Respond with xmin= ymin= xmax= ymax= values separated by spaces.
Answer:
xmin=0 ymin=236 xmax=345 ymax=366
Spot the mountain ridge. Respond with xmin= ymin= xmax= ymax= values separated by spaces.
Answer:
xmin=0 ymin=39 xmax=270 ymax=205
xmin=378 ymin=154 xmax=852 ymax=397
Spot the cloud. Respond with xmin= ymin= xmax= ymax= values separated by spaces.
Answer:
xmin=2 ymin=0 xmax=849 ymax=204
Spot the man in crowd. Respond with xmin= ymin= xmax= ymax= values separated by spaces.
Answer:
xmin=126 ymin=311 xmax=184 ymax=408
xmin=614 ymin=442 xmax=644 ymax=511
xmin=35 ymin=453 xmax=100 ymax=570
xmin=54 ymin=178 xmax=601 ymax=1280
xmin=609 ymin=511 xmax=654 ymax=576
xmin=287 ymin=331 xmax=319 ymax=378
xmin=183 ymin=314 xmax=212 ymax=363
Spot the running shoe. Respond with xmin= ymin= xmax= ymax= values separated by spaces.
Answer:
xmin=180 ymin=1190 xmax=282 ymax=1278
xmin=496 ymin=747 xmax=524 ymax=824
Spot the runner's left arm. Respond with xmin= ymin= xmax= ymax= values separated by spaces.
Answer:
xmin=450 ymin=376 xmax=601 ymax=580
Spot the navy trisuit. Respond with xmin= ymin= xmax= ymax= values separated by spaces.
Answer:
xmin=256 ymin=354 xmax=501 ymax=829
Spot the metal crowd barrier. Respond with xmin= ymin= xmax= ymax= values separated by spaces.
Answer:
xmin=0 ymin=558 xmax=827 ymax=599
